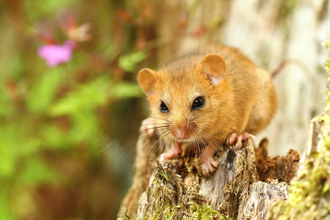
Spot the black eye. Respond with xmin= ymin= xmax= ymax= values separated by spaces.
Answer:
xmin=160 ymin=101 xmax=169 ymax=113
xmin=192 ymin=96 xmax=204 ymax=110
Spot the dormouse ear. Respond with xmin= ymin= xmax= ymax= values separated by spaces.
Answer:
xmin=200 ymin=54 xmax=227 ymax=85
xmin=137 ymin=68 xmax=159 ymax=96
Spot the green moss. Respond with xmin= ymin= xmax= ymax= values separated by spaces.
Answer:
xmin=191 ymin=203 xmax=230 ymax=220
xmin=267 ymin=140 xmax=330 ymax=219
xmin=142 ymin=161 xmax=231 ymax=220
xmin=268 ymin=138 xmax=330 ymax=218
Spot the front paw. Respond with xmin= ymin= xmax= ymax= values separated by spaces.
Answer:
xmin=140 ymin=117 xmax=156 ymax=136
xmin=200 ymin=157 xmax=219 ymax=176
xmin=199 ymin=144 xmax=219 ymax=176
xmin=159 ymin=142 xmax=182 ymax=163
xmin=226 ymin=133 xmax=256 ymax=149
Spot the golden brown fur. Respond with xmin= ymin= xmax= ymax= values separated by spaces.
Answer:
xmin=140 ymin=45 xmax=277 ymax=147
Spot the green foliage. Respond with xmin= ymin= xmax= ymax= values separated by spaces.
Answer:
xmin=23 ymin=0 xmax=79 ymax=22
xmin=17 ymin=158 xmax=60 ymax=186
xmin=0 ymin=0 xmax=148 ymax=218
xmin=0 ymin=193 xmax=14 ymax=220
xmin=110 ymin=81 xmax=143 ymax=99
xmin=0 ymin=126 xmax=20 ymax=177
xmin=119 ymin=51 xmax=148 ymax=72
xmin=0 ymin=86 xmax=14 ymax=118
xmin=49 ymin=75 xmax=111 ymax=116
xmin=26 ymin=68 xmax=63 ymax=113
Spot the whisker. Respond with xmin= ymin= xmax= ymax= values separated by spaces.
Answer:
xmin=191 ymin=126 xmax=219 ymax=156
xmin=196 ymin=128 xmax=220 ymax=153
xmin=95 ymin=120 xmax=169 ymax=155
xmin=115 ymin=126 xmax=170 ymax=172
xmin=114 ymin=133 xmax=166 ymax=179
xmin=145 ymin=130 xmax=170 ymax=158
xmin=96 ymin=124 xmax=170 ymax=159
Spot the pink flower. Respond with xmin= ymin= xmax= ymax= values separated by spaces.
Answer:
xmin=38 ymin=40 xmax=75 ymax=67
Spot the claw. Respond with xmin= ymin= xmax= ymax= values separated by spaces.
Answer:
xmin=227 ymin=133 xmax=256 ymax=149
xmin=200 ymin=144 xmax=219 ymax=176
xmin=201 ymin=157 xmax=219 ymax=175
xmin=227 ymin=133 xmax=238 ymax=145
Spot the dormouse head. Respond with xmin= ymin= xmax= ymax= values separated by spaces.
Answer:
xmin=137 ymin=54 xmax=229 ymax=144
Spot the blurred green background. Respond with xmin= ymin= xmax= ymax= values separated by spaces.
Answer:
xmin=0 ymin=1 xmax=156 ymax=219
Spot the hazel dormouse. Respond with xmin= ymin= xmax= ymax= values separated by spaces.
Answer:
xmin=137 ymin=45 xmax=277 ymax=176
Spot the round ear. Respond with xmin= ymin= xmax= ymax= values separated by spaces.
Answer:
xmin=137 ymin=68 xmax=159 ymax=96
xmin=200 ymin=54 xmax=227 ymax=85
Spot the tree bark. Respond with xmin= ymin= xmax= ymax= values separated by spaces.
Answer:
xmin=118 ymin=137 xmax=299 ymax=219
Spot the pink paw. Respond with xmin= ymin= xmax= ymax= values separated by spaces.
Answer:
xmin=200 ymin=157 xmax=219 ymax=176
xmin=159 ymin=143 xmax=182 ymax=163
xmin=140 ymin=117 xmax=156 ymax=136
xmin=226 ymin=133 xmax=256 ymax=149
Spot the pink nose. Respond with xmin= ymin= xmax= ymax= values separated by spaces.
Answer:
xmin=172 ymin=127 xmax=189 ymax=140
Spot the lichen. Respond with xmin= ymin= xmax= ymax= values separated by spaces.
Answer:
xmin=140 ymin=161 xmax=231 ymax=220
xmin=266 ymin=135 xmax=330 ymax=219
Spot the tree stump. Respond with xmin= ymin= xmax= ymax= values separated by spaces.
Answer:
xmin=118 ymin=136 xmax=300 ymax=219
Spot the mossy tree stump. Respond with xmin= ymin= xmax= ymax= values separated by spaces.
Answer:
xmin=118 ymin=135 xmax=299 ymax=219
